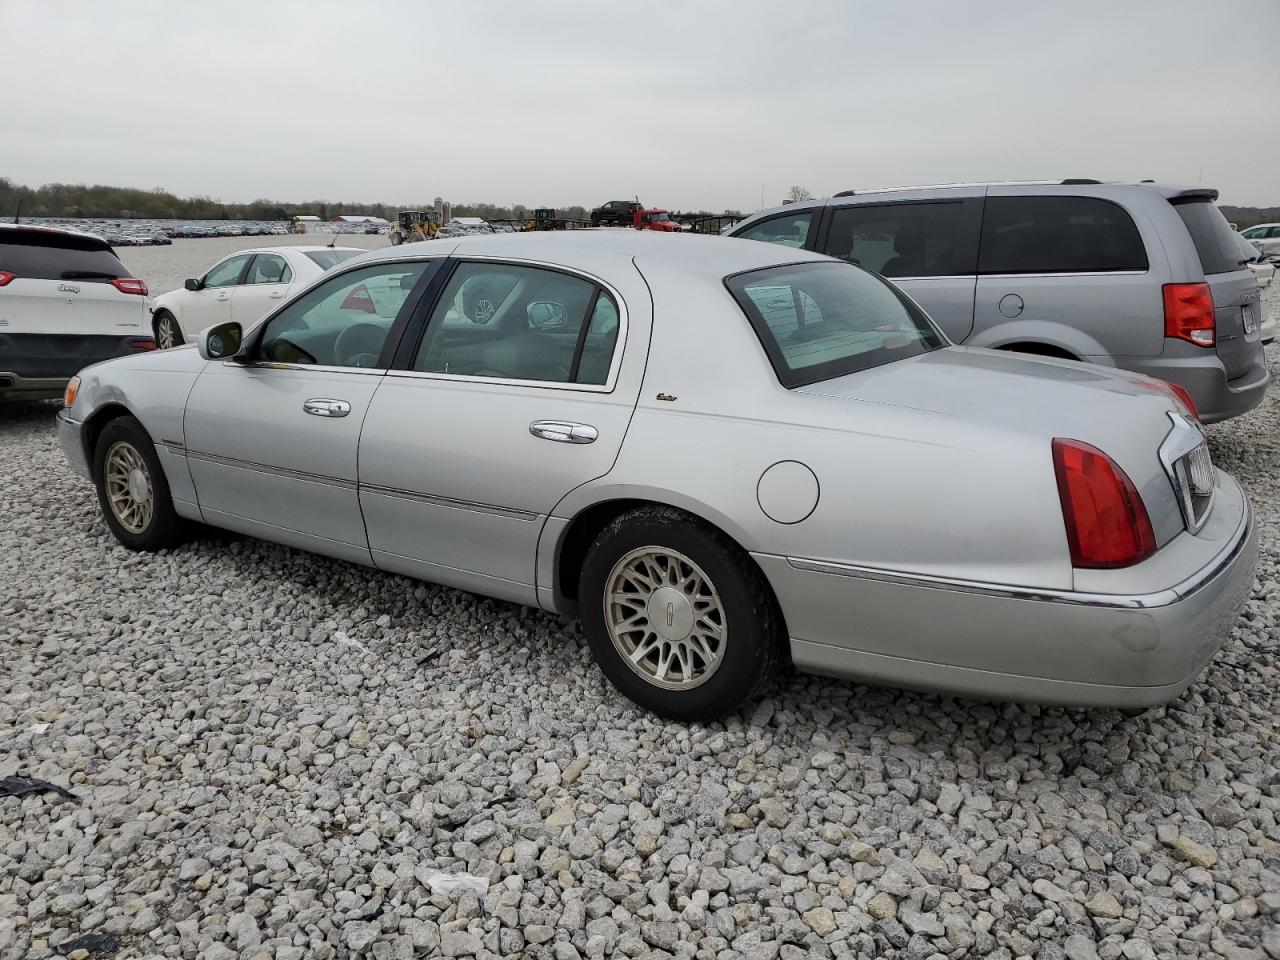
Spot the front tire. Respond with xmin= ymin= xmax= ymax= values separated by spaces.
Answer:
xmin=578 ymin=506 xmax=784 ymax=720
xmin=93 ymin=416 xmax=183 ymax=551
xmin=154 ymin=311 xmax=184 ymax=349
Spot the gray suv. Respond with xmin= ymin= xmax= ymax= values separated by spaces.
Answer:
xmin=730 ymin=181 xmax=1268 ymax=422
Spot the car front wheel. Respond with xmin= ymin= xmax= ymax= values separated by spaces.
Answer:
xmin=578 ymin=506 xmax=784 ymax=720
xmin=93 ymin=416 xmax=183 ymax=551
xmin=154 ymin=311 xmax=184 ymax=349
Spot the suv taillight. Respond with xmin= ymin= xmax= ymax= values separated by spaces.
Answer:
xmin=1163 ymin=282 xmax=1214 ymax=346
xmin=0 ymin=270 xmax=14 ymax=286
xmin=1052 ymin=439 xmax=1156 ymax=569
xmin=111 ymin=277 xmax=149 ymax=296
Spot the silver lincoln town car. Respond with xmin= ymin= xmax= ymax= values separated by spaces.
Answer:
xmin=58 ymin=232 xmax=1257 ymax=719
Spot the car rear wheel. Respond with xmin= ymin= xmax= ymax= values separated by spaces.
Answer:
xmin=578 ymin=506 xmax=784 ymax=720
xmin=93 ymin=416 xmax=183 ymax=551
xmin=154 ymin=311 xmax=184 ymax=349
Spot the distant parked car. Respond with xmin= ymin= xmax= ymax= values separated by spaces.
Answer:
xmin=590 ymin=200 xmax=643 ymax=226
xmin=731 ymin=181 xmax=1268 ymax=423
xmin=58 ymin=232 xmax=1256 ymax=719
xmin=150 ymin=232 xmax=173 ymax=246
xmin=1239 ymin=223 xmax=1280 ymax=256
xmin=0 ymin=224 xmax=153 ymax=400
xmin=149 ymin=245 xmax=364 ymax=348
xmin=1238 ymin=235 xmax=1274 ymax=290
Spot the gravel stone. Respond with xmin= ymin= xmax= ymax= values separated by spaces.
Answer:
xmin=2 ymin=304 xmax=1279 ymax=960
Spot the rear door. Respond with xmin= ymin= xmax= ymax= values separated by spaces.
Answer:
xmin=1171 ymin=198 xmax=1263 ymax=379
xmin=816 ymin=198 xmax=981 ymax=342
xmin=232 ymin=252 xmax=293 ymax=327
xmin=357 ymin=258 xmax=641 ymax=606
xmin=973 ymin=192 xmax=1157 ymax=358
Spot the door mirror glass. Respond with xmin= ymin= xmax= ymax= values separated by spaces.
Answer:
xmin=199 ymin=321 xmax=243 ymax=361
xmin=527 ymin=300 xmax=569 ymax=329
xmin=184 ymin=278 xmax=201 ymax=291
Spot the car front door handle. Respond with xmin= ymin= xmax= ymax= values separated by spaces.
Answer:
xmin=303 ymin=399 xmax=351 ymax=418
xmin=216 ymin=292 xmax=230 ymax=301
xmin=269 ymin=291 xmax=285 ymax=299
xmin=530 ymin=420 xmax=597 ymax=444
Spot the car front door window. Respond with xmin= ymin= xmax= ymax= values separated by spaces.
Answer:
xmin=203 ymin=255 xmax=250 ymax=288
xmin=258 ymin=262 xmax=429 ymax=368
xmin=412 ymin=262 xmax=617 ymax=385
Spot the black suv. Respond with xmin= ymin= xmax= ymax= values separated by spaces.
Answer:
xmin=590 ymin=200 xmax=642 ymax=227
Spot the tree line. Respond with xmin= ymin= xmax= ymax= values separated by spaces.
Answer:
xmin=0 ymin=178 xmax=743 ymax=223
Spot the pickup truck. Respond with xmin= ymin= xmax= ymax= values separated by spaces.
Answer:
xmin=590 ymin=200 xmax=643 ymax=226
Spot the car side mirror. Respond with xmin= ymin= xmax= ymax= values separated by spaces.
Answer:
xmin=199 ymin=321 xmax=244 ymax=361
xmin=184 ymin=278 xmax=201 ymax=291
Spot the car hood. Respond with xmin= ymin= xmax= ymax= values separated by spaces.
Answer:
xmin=796 ymin=346 xmax=1181 ymax=430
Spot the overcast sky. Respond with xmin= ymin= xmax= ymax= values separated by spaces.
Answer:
xmin=4 ymin=0 xmax=1278 ymax=211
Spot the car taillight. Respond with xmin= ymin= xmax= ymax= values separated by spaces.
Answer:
xmin=129 ymin=339 xmax=157 ymax=351
xmin=341 ymin=284 xmax=376 ymax=313
xmin=111 ymin=277 xmax=149 ymax=296
xmin=0 ymin=270 xmax=14 ymax=286
xmin=1163 ymin=381 xmax=1199 ymax=421
xmin=1052 ymin=438 xmax=1156 ymax=569
xmin=1162 ymin=282 xmax=1214 ymax=346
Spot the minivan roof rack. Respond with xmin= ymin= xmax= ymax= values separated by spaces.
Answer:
xmin=832 ymin=190 xmax=856 ymax=197
xmin=1061 ymin=178 xmax=1102 ymax=184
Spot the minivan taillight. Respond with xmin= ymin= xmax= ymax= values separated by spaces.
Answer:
xmin=1162 ymin=282 xmax=1214 ymax=346
xmin=111 ymin=277 xmax=149 ymax=296
xmin=1052 ymin=438 xmax=1156 ymax=569
xmin=0 ymin=270 xmax=14 ymax=286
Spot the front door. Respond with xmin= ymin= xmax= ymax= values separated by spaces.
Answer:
xmin=182 ymin=259 xmax=437 ymax=564
xmin=358 ymin=259 xmax=641 ymax=605
xmin=180 ymin=253 xmax=250 ymax=338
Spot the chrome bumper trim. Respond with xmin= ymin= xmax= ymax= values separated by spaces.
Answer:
xmin=786 ymin=496 xmax=1252 ymax=611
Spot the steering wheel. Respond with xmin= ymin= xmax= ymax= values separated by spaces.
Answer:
xmin=334 ymin=323 xmax=386 ymax=368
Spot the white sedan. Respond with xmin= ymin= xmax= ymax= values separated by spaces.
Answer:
xmin=149 ymin=246 xmax=364 ymax=348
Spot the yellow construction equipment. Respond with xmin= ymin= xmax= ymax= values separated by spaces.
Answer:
xmin=389 ymin=210 xmax=442 ymax=245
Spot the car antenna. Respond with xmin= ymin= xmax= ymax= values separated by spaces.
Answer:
xmin=13 ymin=193 xmax=23 ymax=223
xmin=327 ymin=231 xmax=337 ymax=248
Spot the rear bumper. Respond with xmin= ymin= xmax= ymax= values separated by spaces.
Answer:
xmin=57 ymin=409 xmax=92 ymax=480
xmin=0 ymin=333 xmax=156 ymax=398
xmin=1122 ymin=350 xmax=1269 ymax=424
xmin=755 ymin=471 xmax=1256 ymax=709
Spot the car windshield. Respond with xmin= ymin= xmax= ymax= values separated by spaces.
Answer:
xmin=726 ymin=261 xmax=945 ymax=387
xmin=644 ymin=212 xmax=670 ymax=222
xmin=305 ymin=250 xmax=361 ymax=270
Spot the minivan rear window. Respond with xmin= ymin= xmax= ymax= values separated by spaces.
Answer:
xmin=978 ymin=196 xmax=1148 ymax=274
xmin=726 ymin=261 xmax=945 ymax=388
xmin=0 ymin=231 xmax=132 ymax=282
xmin=1173 ymin=200 xmax=1245 ymax=275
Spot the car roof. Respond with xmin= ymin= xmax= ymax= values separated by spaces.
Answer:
xmin=343 ymin=230 xmax=831 ymax=278
xmin=0 ymin=222 xmax=112 ymax=249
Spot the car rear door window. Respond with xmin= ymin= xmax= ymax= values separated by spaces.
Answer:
xmin=1172 ymin=200 xmax=1248 ymax=275
xmin=246 ymin=254 xmax=292 ymax=284
xmin=735 ymin=213 xmax=814 ymax=249
xmin=412 ymin=262 xmax=618 ymax=386
xmin=0 ymin=232 xmax=131 ymax=282
xmin=978 ymin=196 xmax=1148 ymax=274
xmin=823 ymin=202 xmax=966 ymax=277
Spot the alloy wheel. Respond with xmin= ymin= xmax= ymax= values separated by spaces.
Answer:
xmin=104 ymin=441 xmax=154 ymax=534
xmin=157 ymin=315 xmax=178 ymax=349
xmin=604 ymin=546 xmax=726 ymax=690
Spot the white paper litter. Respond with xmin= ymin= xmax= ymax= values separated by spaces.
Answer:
xmin=418 ymin=870 xmax=489 ymax=896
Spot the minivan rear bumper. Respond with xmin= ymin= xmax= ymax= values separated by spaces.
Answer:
xmin=1123 ymin=349 xmax=1269 ymax=424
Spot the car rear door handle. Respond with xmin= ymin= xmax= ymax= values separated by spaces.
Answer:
xmin=269 ymin=291 xmax=285 ymax=299
xmin=530 ymin=420 xmax=597 ymax=444
xmin=303 ymin=399 xmax=351 ymax=418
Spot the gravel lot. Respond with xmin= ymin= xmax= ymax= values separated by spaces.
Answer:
xmin=2 ymin=285 xmax=1277 ymax=960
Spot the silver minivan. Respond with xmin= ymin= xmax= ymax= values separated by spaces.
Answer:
xmin=730 ymin=181 xmax=1269 ymax=422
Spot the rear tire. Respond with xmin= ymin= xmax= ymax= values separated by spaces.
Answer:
xmin=93 ymin=416 xmax=183 ymax=551
xmin=154 ymin=311 xmax=184 ymax=349
xmin=578 ymin=506 xmax=784 ymax=721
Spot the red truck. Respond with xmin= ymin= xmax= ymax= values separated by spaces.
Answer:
xmin=632 ymin=208 xmax=686 ymax=232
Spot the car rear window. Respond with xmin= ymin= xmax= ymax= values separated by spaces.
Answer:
xmin=1173 ymin=199 xmax=1245 ymax=275
xmin=0 ymin=231 xmax=132 ymax=282
xmin=305 ymin=250 xmax=361 ymax=270
xmin=726 ymin=261 xmax=945 ymax=388
xmin=978 ymin=196 xmax=1148 ymax=274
